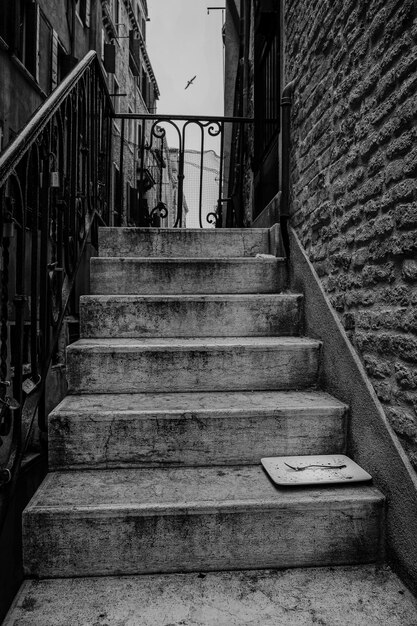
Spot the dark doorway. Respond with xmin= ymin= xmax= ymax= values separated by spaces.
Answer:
xmin=253 ymin=0 xmax=281 ymax=218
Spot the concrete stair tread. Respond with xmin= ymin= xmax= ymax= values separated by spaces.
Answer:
xmin=68 ymin=336 xmax=321 ymax=352
xmin=24 ymin=468 xmax=384 ymax=576
xmin=93 ymin=256 xmax=285 ymax=262
xmin=81 ymin=292 xmax=301 ymax=301
xmin=101 ymin=227 xmax=271 ymax=233
xmin=80 ymin=293 xmax=303 ymax=338
xmin=5 ymin=565 xmax=417 ymax=626
xmin=27 ymin=465 xmax=383 ymax=514
xmin=53 ymin=389 xmax=347 ymax=416
xmin=98 ymin=226 xmax=275 ymax=259
xmin=90 ymin=256 xmax=286 ymax=295
xmin=66 ymin=336 xmax=321 ymax=394
xmin=49 ymin=391 xmax=347 ymax=470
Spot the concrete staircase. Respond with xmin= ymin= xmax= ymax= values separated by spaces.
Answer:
xmin=8 ymin=226 xmax=417 ymax=624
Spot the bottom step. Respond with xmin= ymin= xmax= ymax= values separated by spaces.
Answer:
xmin=23 ymin=466 xmax=384 ymax=578
xmin=5 ymin=565 xmax=417 ymax=625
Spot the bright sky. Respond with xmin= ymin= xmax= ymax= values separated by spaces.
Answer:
xmin=147 ymin=0 xmax=225 ymax=151
xmin=147 ymin=0 xmax=225 ymax=116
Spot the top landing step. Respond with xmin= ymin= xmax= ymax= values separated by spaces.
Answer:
xmin=98 ymin=226 xmax=283 ymax=258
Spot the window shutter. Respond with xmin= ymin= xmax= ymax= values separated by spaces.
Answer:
xmin=129 ymin=30 xmax=141 ymax=76
xmin=85 ymin=0 xmax=91 ymax=27
xmin=104 ymin=43 xmax=116 ymax=73
xmin=51 ymin=30 xmax=58 ymax=89
xmin=26 ymin=1 xmax=38 ymax=76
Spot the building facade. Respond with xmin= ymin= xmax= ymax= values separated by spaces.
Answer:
xmin=225 ymin=0 xmax=417 ymax=473
xmin=0 ymin=0 xmax=162 ymax=224
xmin=0 ymin=3 xmax=163 ymax=616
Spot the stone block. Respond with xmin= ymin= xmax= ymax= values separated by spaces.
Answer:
xmin=23 ymin=468 xmax=384 ymax=578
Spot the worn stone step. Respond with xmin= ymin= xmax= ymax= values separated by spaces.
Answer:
xmin=98 ymin=226 xmax=272 ymax=258
xmin=6 ymin=565 xmax=417 ymax=626
xmin=23 ymin=466 xmax=384 ymax=578
xmin=48 ymin=390 xmax=347 ymax=470
xmin=90 ymin=257 xmax=286 ymax=295
xmin=80 ymin=294 xmax=303 ymax=338
xmin=66 ymin=337 xmax=321 ymax=394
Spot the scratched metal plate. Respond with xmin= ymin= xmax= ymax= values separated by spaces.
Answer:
xmin=261 ymin=454 xmax=372 ymax=486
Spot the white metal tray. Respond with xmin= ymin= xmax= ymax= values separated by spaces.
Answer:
xmin=261 ymin=454 xmax=372 ymax=486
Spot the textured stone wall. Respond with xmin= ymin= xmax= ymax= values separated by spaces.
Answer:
xmin=285 ymin=0 xmax=417 ymax=468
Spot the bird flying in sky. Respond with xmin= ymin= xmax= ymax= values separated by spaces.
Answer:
xmin=185 ymin=76 xmax=197 ymax=90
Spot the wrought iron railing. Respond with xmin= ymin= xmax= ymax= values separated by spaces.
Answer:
xmin=0 ymin=49 xmax=258 ymax=529
xmin=113 ymin=113 xmax=254 ymax=229
xmin=0 ymin=51 xmax=113 ymax=521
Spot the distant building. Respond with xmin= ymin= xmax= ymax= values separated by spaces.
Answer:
xmin=183 ymin=150 xmax=220 ymax=228
xmin=0 ymin=0 xmax=163 ymax=225
xmin=99 ymin=0 xmax=160 ymax=225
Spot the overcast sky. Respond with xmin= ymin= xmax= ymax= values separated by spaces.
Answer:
xmin=147 ymin=0 xmax=225 ymax=116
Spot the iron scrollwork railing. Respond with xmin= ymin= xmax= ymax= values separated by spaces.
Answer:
xmin=0 ymin=51 xmax=113 ymax=518
xmin=114 ymin=113 xmax=254 ymax=229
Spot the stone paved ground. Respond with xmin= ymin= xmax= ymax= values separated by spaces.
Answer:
xmin=4 ymin=565 xmax=417 ymax=625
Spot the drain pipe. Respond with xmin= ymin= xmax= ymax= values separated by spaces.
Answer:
xmin=280 ymin=79 xmax=296 ymax=259
xmin=242 ymin=0 xmax=251 ymax=117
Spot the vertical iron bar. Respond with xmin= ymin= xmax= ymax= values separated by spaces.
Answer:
xmin=38 ymin=149 xmax=50 ymax=432
xmin=198 ymin=126 xmax=205 ymax=229
xmin=30 ymin=156 xmax=39 ymax=380
xmin=119 ymin=117 xmax=125 ymax=224
xmin=106 ymin=108 xmax=112 ymax=224
xmin=139 ymin=121 xmax=145 ymax=225
xmin=13 ymin=169 xmax=26 ymax=454
xmin=175 ymin=132 xmax=185 ymax=228
xmin=159 ymin=136 xmax=163 ymax=204
xmin=217 ymin=121 xmax=225 ymax=227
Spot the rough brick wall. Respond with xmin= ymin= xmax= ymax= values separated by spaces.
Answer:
xmin=285 ymin=0 xmax=417 ymax=468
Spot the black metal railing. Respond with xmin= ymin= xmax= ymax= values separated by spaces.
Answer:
xmin=0 ymin=51 xmax=113 ymax=520
xmin=0 ymin=48 xmax=262 ymax=528
xmin=113 ymin=113 xmax=254 ymax=229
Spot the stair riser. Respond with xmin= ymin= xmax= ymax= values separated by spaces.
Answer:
xmin=23 ymin=501 xmax=384 ymax=577
xmin=48 ymin=410 xmax=346 ymax=469
xmin=80 ymin=295 xmax=302 ymax=338
xmin=98 ymin=227 xmax=271 ymax=258
xmin=90 ymin=258 xmax=286 ymax=295
xmin=66 ymin=344 xmax=320 ymax=394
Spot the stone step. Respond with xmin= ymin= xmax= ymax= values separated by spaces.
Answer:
xmin=90 ymin=257 xmax=286 ymax=295
xmin=23 ymin=466 xmax=384 ymax=578
xmin=48 ymin=390 xmax=347 ymax=470
xmin=66 ymin=337 xmax=321 ymax=394
xmin=80 ymin=294 xmax=303 ymax=338
xmin=6 ymin=565 xmax=417 ymax=626
xmin=98 ymin=226 xmax=273 ymax=258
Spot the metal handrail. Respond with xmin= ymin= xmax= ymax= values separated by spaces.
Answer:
xmin=0 ymin=51 xmax=114 ymax=185
xmin=0 ymin=51 xmax=113 ymax=530
xmin=114 ymin=113 xmax=255 ymax=123
xmin=114 ymin=111 xmax=254 ymax=228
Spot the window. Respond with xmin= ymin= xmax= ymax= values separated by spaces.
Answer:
xmin=16 ymin=0 xmax=38 ymax=77
xmin=0 ymin=0 xmax=13 ymax=46
xmin=112 ymin=163 xmax=122 ymax=226
xmin=113 ymin=76 xmax=120 ymax=113
xmin=136 ymin=2 xmax=146 ymax=40
xmin=76 ymin=0 xmax=90 ymax=27
xmin=128 ymin=107 xmax=135 ymax=147
xmin=129 ymin=30 xmax=141 ymax=76
xmin=113 ymin=0 xmax=120 ymax=26
xmin=141 ymin=68 xmax=148 ymax=106
xmin=38 ymin=12 xmax=52 ymax=93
